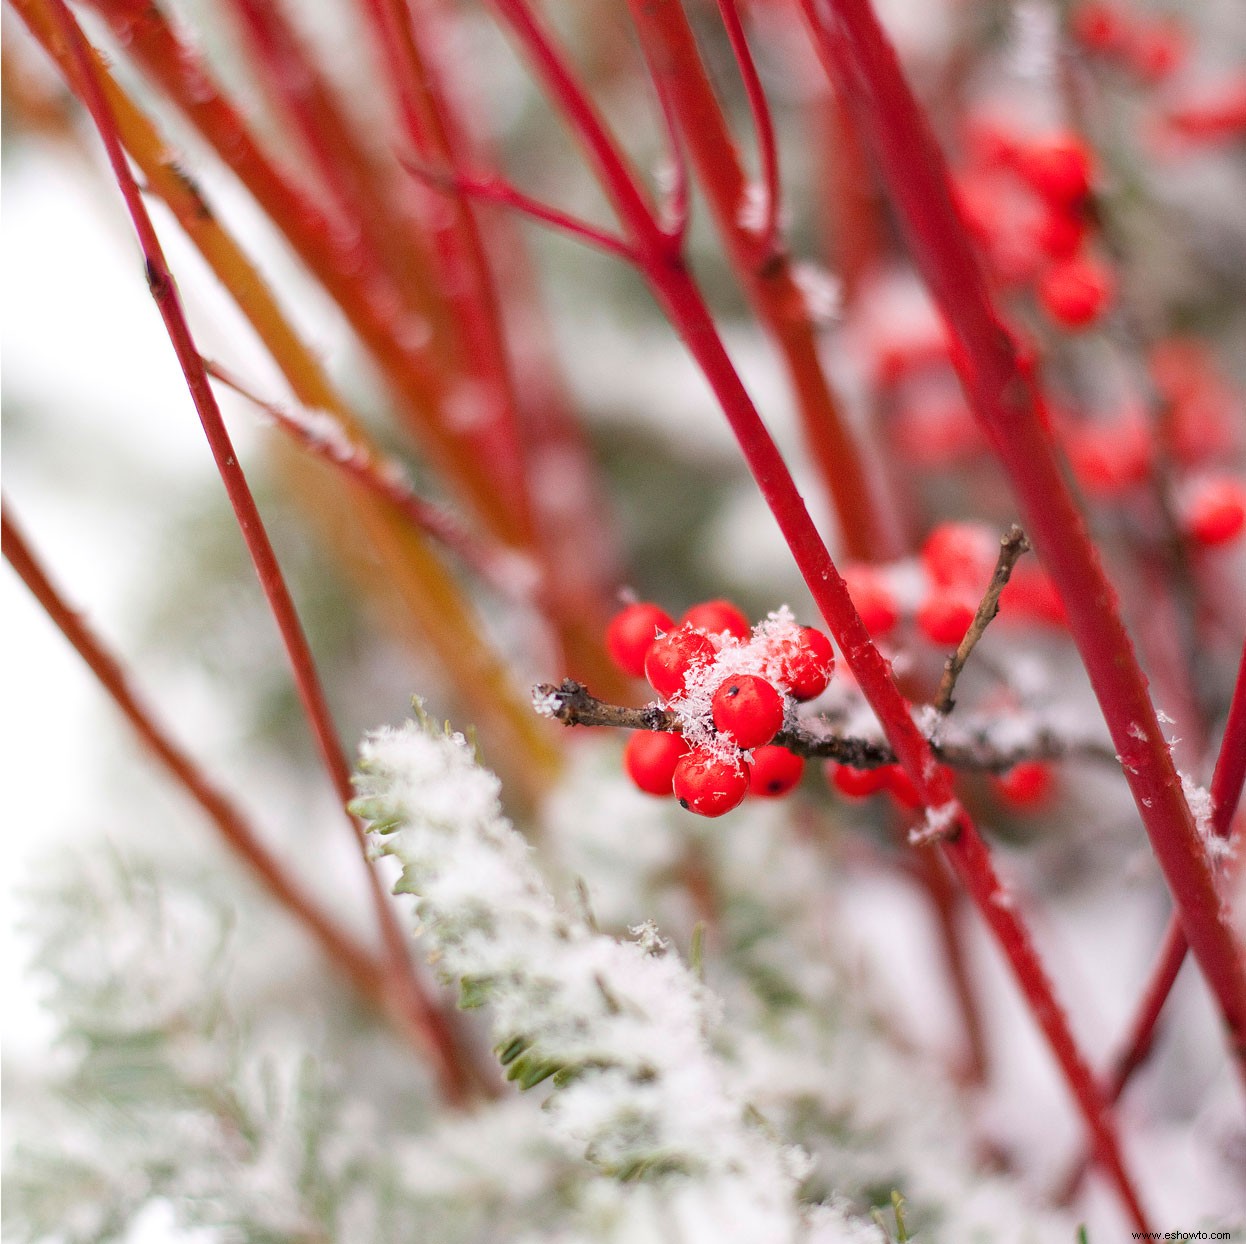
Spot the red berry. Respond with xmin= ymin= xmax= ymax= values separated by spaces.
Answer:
xmin=1038 ymin=254 xmax=1114 ymax=329
xmin=841 ymin=565 xmax=899 ymax=637
xmin=1067 ymin=416 xmax=1152 ymax=497
xmin=1000 ymin=562 xmax=1067 ymax=626
xmin=1184 ymin=477 xmax=1246 ymax=547
xmin=623 ymin=731 xmax=688 ymax=796
xmin=680 ymin=599 xmax=751 ymax=641
xmin=1035 ymin=207 xmax=1089 ymax=261
xmin=606 ymin=602 xmax=674 ymax=678
xmin=711 ymin=675 xmax=785 ymax=749
xmin=921 ymin=522 xmax=997 ymax=591
xmin=994 ymin=761 xmax=1054 ymax=808
xmin=644 ymin=625 xmax=716 ymax=700
xmin=1072 ymin=3 xmax=1130 ymax=54
xmin=1016 ymin=134 xmax=1094 ymax=206
xmin=881 ymin=765 xmax=923 ymax=810
xmin=749 ymin=746 xmax=805 ymax=798
xmin=1127 ymin=19 xmax=1187 ymax=83
xmin=827 ymin=762 xmax=888 ymax=799
xmin=673 ymin=748 xmax=751 ymax=817
xmin=917 ymin=592 xmax=977 ymax=646
xmin=778 ymin=626 xmax=835 ymax=701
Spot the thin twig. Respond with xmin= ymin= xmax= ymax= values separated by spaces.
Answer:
xmin=400 ymin=157 xmax=639 ymax=261
xmin=935 ymin=525 xmax=1030 ymax=714
xmin=204 ymin=359 xmax=539 ymax=602
xmin=532 ymin=679 xmax=1118 ymax=771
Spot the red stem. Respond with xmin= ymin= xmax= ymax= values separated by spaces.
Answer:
xmin=1060 ymin=639 xmax=1246 ymax=1199
xmin=488 ymin=1 xmax=1150 ymax=1227
xmin=798 ymin=0 xmax=1246 ymax=1083
xmin=713 ymin=0 xmax=781 ymax=252
xmin=34 ymin=0 xmax=478 ymax=1105
xmin=400 ymin=159 xmax=637 ymax=261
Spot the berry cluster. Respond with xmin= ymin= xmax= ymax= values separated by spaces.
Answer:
xmin=607 ymin=600 xmax=833 ymax=817
xmin=955 ymin=125 xmax=1113 ymax=331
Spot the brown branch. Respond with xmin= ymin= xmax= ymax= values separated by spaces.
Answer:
xmin=532 ymin=679 xmax=1118 ymax=772
xmin=935 ymin=525 xmax=1031 ymax=714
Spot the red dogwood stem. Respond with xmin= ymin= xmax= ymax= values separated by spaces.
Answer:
xmin=798 ymin=0 xmax=1246 ymax=1081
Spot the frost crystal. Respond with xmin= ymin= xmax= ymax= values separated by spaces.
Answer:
xmin=352 ymin=718 xmax=839 ymax=1238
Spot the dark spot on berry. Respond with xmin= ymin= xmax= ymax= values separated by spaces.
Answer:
xmin=678 ymin=798 xmax=690 ymax=810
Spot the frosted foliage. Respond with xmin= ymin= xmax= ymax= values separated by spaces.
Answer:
xmin=353 ymin=718 xmax=855 ymax=1240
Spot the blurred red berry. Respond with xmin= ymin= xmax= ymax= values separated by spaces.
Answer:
xmin=749 ymin=746 xmax=805 ymax=797
xmin=644 ymin=624 xmax=715 ymax=700
xmin=917 ymin=592 xmax=977 ymax=646
xmin=1016 ymin=134 xmax=1094 ymax=206
xmin=1000 ymin=561 xmax=1067 ymax=626
xmin=881 ymin=765 xmax=923 ymax=810
xmin=624 ymin=731 xmax=688 ymax=796
xmin=778 ymin=626 xmax=836 ymax=701
xmin=681 ymin=598 xmax=751 ymax=641
xmin=1038 ymin=254 xmax=1114 ymax=329
xmin=1184 ymin=477 xmax=1246 ymax=546
xmin=1127 ymin=19 xmax=1187 ymax=83
xmin=673 ymin=748 xmax=751 ymax=817
xmin=1035 ymin=207 xmax=1089 ymax=261
xmin=921 ymin=522 xmax=997 ymax=591
xmin=711 ymin=674 xmax=785 ymax=749
xmin=1066 ymin=416 xmax=1153 ymax=497
xmin=827 ymin=761 xmax=889 ymax=799
xmin=841 ymin=565 xmax=899 ymax=637
xmin=606 ymin=602 xmax=674 ymax=678
xmin=994 ymin=761 xmax=1054 ymax=808
xmin=1072 ymin=2 xmax=1130 ymax=53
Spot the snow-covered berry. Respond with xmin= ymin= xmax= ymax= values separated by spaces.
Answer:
xmin=711 ymin=675 xmax=785 ymax=750
xmin=778 ymin=627 xmax=836 ymax=701
xmin=645 ymin=624 xmax=716 ymax=700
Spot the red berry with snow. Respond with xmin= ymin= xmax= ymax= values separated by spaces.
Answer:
xmin=644 ymin=624 xmax=715 ymax=700
xmin=993 ymin=761 xmax=1054 ymax=808
xmin=623 ymin=730 xmax=688 ymax=796
xmin=681 ymin=598 xmax=751 ymax=641
xmin=749 ymin=746 xmax=805 ymax=798
xmin=1184 ymin=476 xmax=1246 ymax=546
xmin=1038 ymin=255 xmax=1114 ymax=329
xmin=711 ymin=674 xmax=785 ymax=749
xmin=673 ymin=748 xmax=751 ymax=817
xmin=778 ymin=626 xmax=836 ymax=701
xmin=917 ymin=592 xmax=977 ymax=646
xmin=606 ymin=602 xmax=674 ymax=678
